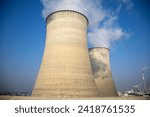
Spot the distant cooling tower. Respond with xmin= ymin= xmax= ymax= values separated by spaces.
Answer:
xmin=89 ymin=47 xmax=118 ymax=96
xmin=32 ymin=10 xmax=99 ymax=98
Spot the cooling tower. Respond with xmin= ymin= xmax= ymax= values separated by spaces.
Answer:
xmin=89 ymin=47 xmax=118 ymax=96
xmin=32 ymin=10 xmax=99 ymax=98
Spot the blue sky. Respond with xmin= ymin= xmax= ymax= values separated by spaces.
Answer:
xmin=0 ymin=0 xmax=150 ymax=93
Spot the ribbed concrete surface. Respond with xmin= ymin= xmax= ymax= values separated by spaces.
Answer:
xmin=32 ymin=11 xmax=99 ymax=98
xmin=89 ymin=48 xmax=118 ymax=96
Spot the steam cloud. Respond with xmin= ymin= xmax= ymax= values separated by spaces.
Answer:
xmin=142 ymin=65 xmax=149 ymax=73
xmin=41 ymin=0 xmax=132 ymax=48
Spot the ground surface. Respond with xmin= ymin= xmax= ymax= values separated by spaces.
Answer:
xmin=0 ymin=96 xmax=149 ymax=100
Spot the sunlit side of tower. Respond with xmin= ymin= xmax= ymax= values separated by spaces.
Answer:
xmin=32 ymin=10 xmax=99 ymax=98
xmin=89 ymin=47 xmax=118 ymax=96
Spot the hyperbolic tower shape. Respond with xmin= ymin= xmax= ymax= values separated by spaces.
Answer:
xmin=89 ymin=47 xmax=118 ymax=96
xmin=32 ymin=10 xmax=99 ymax=98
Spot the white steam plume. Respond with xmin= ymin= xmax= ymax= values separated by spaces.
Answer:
xmin=142 ymin=65 xmax=149 ymax=73
xmin=118 ymin=0 xmax=134 ymax=10
xmin=41 ymin=0 xmax=131 ymax=48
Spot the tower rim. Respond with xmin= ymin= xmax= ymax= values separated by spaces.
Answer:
xmin=46 ymin=10 xmax=89 ymax=25
xmin=88 ymin=47 xmax=110 ymax=51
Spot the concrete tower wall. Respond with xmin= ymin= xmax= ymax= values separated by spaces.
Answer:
xmin=32 ymin=10 xmax=99 ymax=98
xmin=89 ymin=47 xmax=118 ymax=96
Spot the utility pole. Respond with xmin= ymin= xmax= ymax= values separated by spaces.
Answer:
xmin=142 ymin=73 xmax=147 ymax=93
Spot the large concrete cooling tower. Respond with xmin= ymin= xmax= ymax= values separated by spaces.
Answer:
xmin=89 ymin=47 xmax=118 ymax=96
xmin=32 ymin=10 xmax=99 ymax=98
